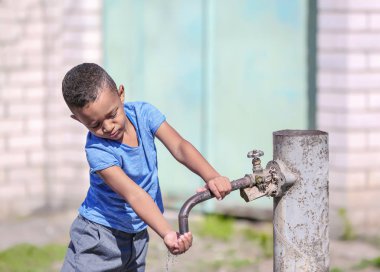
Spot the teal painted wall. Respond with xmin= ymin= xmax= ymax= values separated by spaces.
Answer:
xmin=104 ymin=0 xmax=310 ymax=215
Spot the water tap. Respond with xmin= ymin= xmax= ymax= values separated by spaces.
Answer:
xmin=178 ymin=148 xmax=298 ymax=234
xmin=240 ymin=149 xmax=298 ymax=202
xmin=247 ymin=149 xmax=264 ymax=173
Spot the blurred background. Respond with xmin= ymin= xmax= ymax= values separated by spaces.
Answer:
xmin=0 ymin=0 xmax=379 ymax=271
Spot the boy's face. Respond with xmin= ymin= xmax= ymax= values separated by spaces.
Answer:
xmin=70 ymin=85 xmax=127 ymax=142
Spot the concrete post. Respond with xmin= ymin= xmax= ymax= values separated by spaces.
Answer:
xmin=273 ymin=130 xmax=329 ymax=272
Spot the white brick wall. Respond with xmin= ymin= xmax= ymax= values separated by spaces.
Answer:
xmin=318 ymin=1 xmax=380 ymax=236
xmin=0 ymin=0 xmax=102 ymax=218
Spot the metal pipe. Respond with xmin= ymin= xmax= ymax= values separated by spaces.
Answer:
xmin=178 ymin=175 xmax=253 ymax=234
xmin=273 ymin=130 xmax=329 ymax=271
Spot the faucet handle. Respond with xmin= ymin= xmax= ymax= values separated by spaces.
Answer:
xmin=247 ymin=150 xmax=264 ymax=173
xmin=247 ymin=150 xmax=264 ymax=159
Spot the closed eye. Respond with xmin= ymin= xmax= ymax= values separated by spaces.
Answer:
xmin=90 ymin=122 xmax=100 ymax=129
xmin=109 ymin=109 xmax=118 ymax=119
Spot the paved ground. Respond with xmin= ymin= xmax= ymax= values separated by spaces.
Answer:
xmin=0 ymin=209 xmax=379 ymax=271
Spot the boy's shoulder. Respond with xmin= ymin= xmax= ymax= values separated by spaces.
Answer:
xmin=124 ymin=101 xmax=154 ymax=111
xmin=124 ymin=101 xmax=162 ymax=117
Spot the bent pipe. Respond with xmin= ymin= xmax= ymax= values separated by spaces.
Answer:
xmin=178 ymin=175 xmax=253 ymax=234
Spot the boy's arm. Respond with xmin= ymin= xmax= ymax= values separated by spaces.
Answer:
xmin=155 ymin=121 xmax=231 ymax=200
xmin=97 ymin=166 xmax=192 ymax=254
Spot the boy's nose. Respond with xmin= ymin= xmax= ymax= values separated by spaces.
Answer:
xmin=102 ymin=121 xmax=114 ymax=133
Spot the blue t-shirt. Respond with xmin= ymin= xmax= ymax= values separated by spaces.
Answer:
xmin=79 ymin=101 xmax=166 ymax=233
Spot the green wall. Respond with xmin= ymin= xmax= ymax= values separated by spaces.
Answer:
xmin=103 ymin=0 xmax=311 ymax=216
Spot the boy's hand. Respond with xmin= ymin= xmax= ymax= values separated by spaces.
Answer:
xmin=164 ymin=231 xmax=193 ymax=255
xmin=204 ymin=176 xmax=231 ymax=200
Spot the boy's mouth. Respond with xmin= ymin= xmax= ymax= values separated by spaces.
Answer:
xmin=110 ymin=129 xmax=120 ymax=138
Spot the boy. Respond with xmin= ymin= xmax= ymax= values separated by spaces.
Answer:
xmin=61 ymin=63 xmax=231 ymax=271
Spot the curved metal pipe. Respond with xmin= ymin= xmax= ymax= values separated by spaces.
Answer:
xmin=178 ymin=175 xmax=253 ymax=234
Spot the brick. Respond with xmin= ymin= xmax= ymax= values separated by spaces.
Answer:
xmin=71 ymin=0 xmax=102 ymax=12
xmin=369 ymin=170 xmax=380 ymax=188
xmin=24 ymin=53 xmax=44 ymax=67
xmin=45 ymin=54 xmax=63 ymax=68
xmin=0 ymin=169 xmax=5 ymax=184
xmin=25 ymin=21 xmax=44 ymax=37
xmin=366 ymin=210 xmax=380 ymax=232
xmin=8 ymin=135 xmax=44 ymax=150
xmin=64 ymin=13 xmax=101 ymax=28
xmin=318 ymin=52 xmax=367 ymax=70
xmin=348 ymin=210 xmax=369 ymax=232
xmin=346 ymin=111 xmax=380 ymax=129
xmin=347 ymin=190 xmax=380 ymax=210
xmin=25 ymin=87 xmax=45 ymax=100
xmin=81 ymin=49 xmax=102 ymax=62
xmin=329 ymin=131 xmax=368 ymax=150
xmin=0 ymin=184 xmax=27 ymax=199
xmin=47 ymin=166 xmax=78 ymax=180
xmin=329 ymin=169 xmax=367 ymax=190
xmin=45 ymin=4 xmax=63 ymax=20
xmin=346 ymin=93 xmax=368 ymax=110
xmin=48 ymin=149 xmax=87 ymax=165
xmin=26 ymin=119 xmax=44 ymax=132
xmin=0 ymin=152 xmax=27 ymax=167
xmin=0 ymin=137 xmax=4 ymax=152
xmin=368 ymin=53 xmax=380 ymax=69
xmin=369 ymin=14 xmax=380 ymax=29
xmin=45 ymin=118 xmax=79 ymax=131
xmin=0 ymin=201 xmax=11 ymax=219
xmin=0 ymin=104 xmax=4 ymax=118
xmin=26 ymin=179 xmax=45 ymax=196
xmin=329 ymin=189 xmax=346 ymax=208
xmin=318 ymin=0 xmax=349 ymax=11
xmin=10 ymin=200 xmax=38 ymax=217
xmin=29 ymin=151 xmax=45 ymax=166
xmin=347 ymin=72 xmax=380 ymax=89
xmin=20 ymin=38 xmax=44 ymax=53
xmin=318 ymin=32 xmax=380 ymax=51
xmin=0 ymin=46 xmax=24 ymax=68
xmin=369 ymin=93 xmax=380 ymax=109
xmin=47 ymin=132 xmax=84 ymax=148
xmin=1 ymin=87 xmax=23 ymax=101
xmin=45 ymin=21 xmax=62 ymax=37
xmin=317 ymin=72 xmax=346 ymax=89
xmin=0 ymin=120 xmax=24 ymax=135
xmin=316 ymin=111 xmax=345 ymax=129
xmin=9 ymin=70 xmax=44 ymax=86
xmin=318 ymin=92 xmax=367 ymax=111
xmin=318 ymin=12 xmax=367 ymax=31
xmin=347 ymin=0 xmax=380 ymax=11
xmin=8 ymin=103 xmax=44 ymax=117
xmin=62 ymin=30 xmax=101 ymax=48
xmin=8 ymin=167 xmax=44 ymax=183
xmin=369 ymin=131 xmax=380 ymax=148
xmin=330 ymin=150 xmax=380 ymax=170
xmin=318 ymin=71 xmax=380 ymax=90
xmin=0 ymin=22 xmax=22 ymax=43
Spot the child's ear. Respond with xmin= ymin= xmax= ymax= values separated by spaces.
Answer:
xmin=71 ymin=114 xmax=80 ymax=122
xmin=118 ymin=85 xmax=125 ymax=102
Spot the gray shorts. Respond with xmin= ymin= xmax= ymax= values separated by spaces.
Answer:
xmin=61 ymin=215 xmax=149 ymax=272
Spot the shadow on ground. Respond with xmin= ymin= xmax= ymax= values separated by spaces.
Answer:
xmin=0 ymin=209 xmax=379 ymax=272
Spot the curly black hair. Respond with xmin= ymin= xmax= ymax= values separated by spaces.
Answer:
xmin=62 ymin=63 xmax=118 ymax=108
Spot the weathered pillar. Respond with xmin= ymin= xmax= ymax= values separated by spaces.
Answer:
xmin=273 ymin=130 xmax=329 ymax=272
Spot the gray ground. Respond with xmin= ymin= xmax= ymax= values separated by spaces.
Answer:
xmin=0 ymin=209 xmax=379 ymax=272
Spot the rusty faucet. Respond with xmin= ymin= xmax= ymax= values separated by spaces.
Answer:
xmin=178 ymin=149 xmax=298 ymax=234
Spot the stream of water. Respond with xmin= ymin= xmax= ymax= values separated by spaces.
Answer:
xmin=165 ymin=251 xmax=177 ymax=272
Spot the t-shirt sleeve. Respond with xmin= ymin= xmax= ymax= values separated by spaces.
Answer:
xmin=85 ymin=140 xmax=120 ymax=174
xmin=143 ymin=103 xmax=166 ymax=135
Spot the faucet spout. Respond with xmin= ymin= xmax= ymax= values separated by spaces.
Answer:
xmin=178 ymin=175 xmax=254 ymax=234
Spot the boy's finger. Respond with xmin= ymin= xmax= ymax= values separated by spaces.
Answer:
xmin=196 ymin=186 xmax=207 ymax=193
xmin=208 ymin=182 xmax=221 ymax=200
xmin=179 ymin=239 xmax=190 ymax=252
